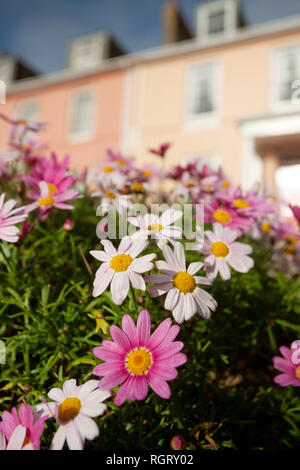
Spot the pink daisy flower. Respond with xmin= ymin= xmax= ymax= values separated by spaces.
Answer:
xmin=36 ymin=379 xmax=110 ymax=450
xmin=128 ymin=209 xmax=183 ymax=247
xmin=290 ymin=204 xmax=300 ymax=224
xmin=0 ymin=426 xmax=34 ymax=450
xmin=106 ymin=149 xmax=134 ymax=174
xmin=93 ymin=182 xmax=132 ymax=216
xmin=89 ymin=161 xmax=127 ymax=188
xmin=0 ymin=108 xmax=47 ymax=143
xmin=202 ymin=200 xmax=254 ymax=236
xmin=90 ymin=236 xmax=156 ymax=305
xmin=93 ymin=309 xmax=187 ymax=406
xmin=217 ymin=185 xmax=275 ymax=219
xmin=23 ymin=153 xmax=76 ymax=196
xmin=273 ymin=343 xmax=300 ymax=387
xmin=139 ymin=164 xmax=161 ymax=183
xmin=146 ymin=242 xmax=217 ymax=323
xmin=194 ymin=223 xmax=254 ymax=281
xmin=0 ymin=403 xmax=47 ymax=450
xmin=25 ymin=181 xmax=80 ymax=221
xmin=174 ymin=171 xmax=200 ymax=201
xmin=0 ymin=193 xmax=27 ymax=243
xmin=0 ymin=154 xmax=15 ymax=179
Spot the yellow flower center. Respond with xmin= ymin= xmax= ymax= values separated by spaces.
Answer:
xmin=173 ymin=272 xmax=196 ymax=294
xmin=105 ymin=191 xmax=116 ymax=199
xmin=38 ymin=196 xmax=55 ymax=206
xmin=234 ymin=199 xmax=250 ymax=209
xmin=126 ymin=348 xmax=152 ymax=375
xmin=22 ymin=435 xmax=31 ymax=448
xmin=285 ymin=245 xmax=297 ymax=256
xmin=110 ymin=254 xmax=133 ymax=272
xmin=222 ymin=180 xmax=229 ymax=189
xmin=296 ymin=366 xmax=300 ymax=379
xmin=17 ymin=119 xmax=28 ymax=125
xmin=283 ymin=234 xmax=298 ymax=245
xmin=213 ymin=209 xmax=232 ymax=224
xmin=262 ymin=221 xmax=270 ymax=233
xmin=102 ymin=166 xmax=113 ymax=173
xmin=187 ymin=181 xmax=195 ymax=188
xmin=48 ymin=183 xmax=58 ymax=195
xmin=58 ymin=397 xmax=81 ymax=423
xmin=143 ymin=170 xmax=152 ymax=178
xmin=204 ymin=184 xmax=212 ymax=192
xmin=131 ymin=182 xmax=144 ymax=192
xmin=211 ymin=241 xmax=229 ymax=257
xmin=147 ymin=223 xmax=163 ymax=234
xmin=117 ymin=159 xmax=126 ymax=166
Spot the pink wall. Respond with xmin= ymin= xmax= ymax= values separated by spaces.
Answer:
xmin=1 ymin=26 xmax=300 ymax=187
xmin=123 ymin=29 xmax=300 ymax=184
xmin=0 ymin=69 xmax=125 ymax=169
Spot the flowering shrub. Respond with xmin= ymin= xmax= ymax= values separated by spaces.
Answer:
xmin=0 ymin=113 xmax=300 ymax=450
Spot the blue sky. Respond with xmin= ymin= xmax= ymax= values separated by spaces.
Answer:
xmin=1 ymin=0 xmax=300 ymax=74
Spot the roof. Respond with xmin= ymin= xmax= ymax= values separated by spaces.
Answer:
xmin=6 ymin=13 xmax=300 ymax=95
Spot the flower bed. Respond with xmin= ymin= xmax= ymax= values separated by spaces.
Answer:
xmin=0 ymin=115 xmax=300 ymax=450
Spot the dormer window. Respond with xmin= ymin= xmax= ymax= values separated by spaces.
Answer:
xmin=208 ymin=10 xmax=225 ymax=35
xmin=69 ymin=36 xmax=103 ymax=69
xmin=68 ymin=32 xmax=124 ymax=70
xmin=196 ymin=0 xmax=244 ymax=41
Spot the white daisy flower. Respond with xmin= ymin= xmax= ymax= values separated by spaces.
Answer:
xmin=90 ymin=236 xmax=156 ymax=305
xmin=145 ymin=242 xmax=217 ymax=323
xmin=128 ymin=208 xmax=183 ymax=247
xmin=35 ymin=379 xmax=110 ymax=450
xmin=194 ymin=223 xmax=254 ymax=281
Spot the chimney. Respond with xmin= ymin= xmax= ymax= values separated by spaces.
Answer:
xmin=162 ymin=0 xmax=193 ymax=45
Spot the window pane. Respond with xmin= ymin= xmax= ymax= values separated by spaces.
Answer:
xmin=18 ymin=101 xmax=38 ymax=141
xmin=189 ymin=64 xmax=216 ymax=116
xmin=19 ymin=101 xmax=38 ymax=122
xmin=276 ymin=48 xmax=300 ymax=102
xmin=208 ymin=10 xmax=225 ymax=35
xmin=70 ymin=90 xmax=93 ymax=136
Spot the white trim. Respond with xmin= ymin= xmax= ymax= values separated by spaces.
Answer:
xmin=121 ymin=68 xmax=136 ymax=154
xmin=67 ymin=85 xmax=97 ymax=144
xmin=240 ymin=113 xmax=300 ymax=190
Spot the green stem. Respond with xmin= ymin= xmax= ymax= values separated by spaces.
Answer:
xmin=129 ymin=285 xmax=138 ymax=316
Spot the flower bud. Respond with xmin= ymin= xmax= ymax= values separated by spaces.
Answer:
xmin=170 ymin=435 xmax=185 ymax=450
xmin=63 ymin=219 xmax=75 ymax=231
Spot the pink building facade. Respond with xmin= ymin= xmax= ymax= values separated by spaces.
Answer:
xmin=0 ymin=67 xmax=125 ymax=169
xmin=1 ymin=0 xmax=300 ymax=201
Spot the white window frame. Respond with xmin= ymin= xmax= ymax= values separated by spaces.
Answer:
xmin=68 ymin=86 xmax=96 ymax=143
xmin=19 ymin=100 xmax=38 ymax=123
xmin=18 ymin=100 xmax=39 ymax=141
xmin=271 ymin=44 xmax=300 ymax=113
xmin=196 ymin=0 xmax=239 ymax=41
xmin=184 ymin=60 xmax=221 ymax=131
